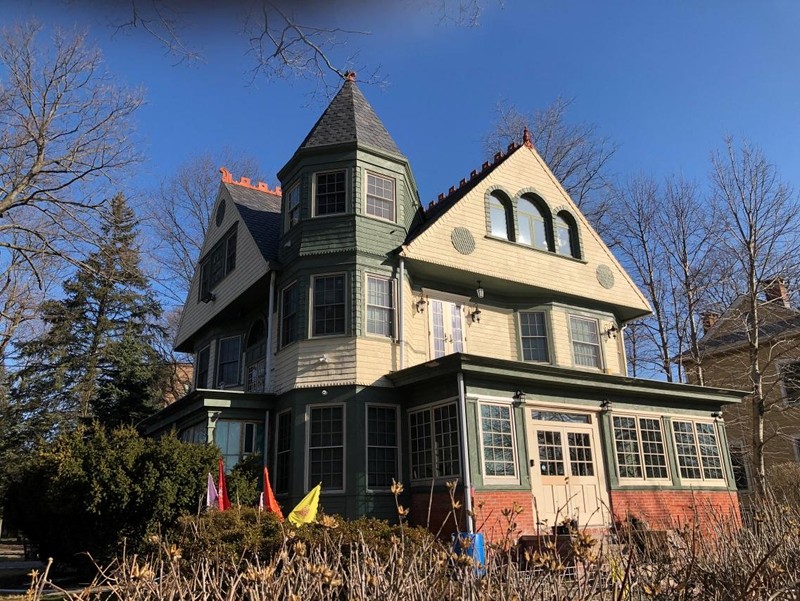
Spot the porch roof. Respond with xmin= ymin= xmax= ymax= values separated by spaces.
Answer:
xmin=386 ymin=353 xmax=745 ymax=407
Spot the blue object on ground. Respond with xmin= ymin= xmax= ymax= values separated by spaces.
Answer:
xmin=452 ymin=532 xmax=486 ymax=566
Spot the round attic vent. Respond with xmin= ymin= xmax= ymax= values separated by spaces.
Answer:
xmin=596 ymin=264 xmax=615 ymax=289
xmin=451 ymin=227 xmax=475 ymax=255
xmin=215 ymin=198 xmax=226 ymax=227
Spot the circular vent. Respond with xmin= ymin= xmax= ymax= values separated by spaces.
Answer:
xmin=451 ymin=227 xmax=476 ymax=255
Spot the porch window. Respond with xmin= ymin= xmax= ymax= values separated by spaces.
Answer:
xmin=312 ymin=274 xmax=346 ymax=337
xmin=308 ymin=406 xmax=345 ymax=491
xmin=479 ymin=404 xmax=516 ymax=478
xmin=519 ymin=311 xmax=549 ymax=362
xmin=195 ymin=345 xmax=210 ymax=388
xmin=569 ymin=315 xmax=602 ymax=369
xmin=215 ymin=420 xmax=264 ymax=472
xmin=366 ymin=276 xmax=394 ymax=337
xmin=612 ymin=416 xmax=669 ymax=480
xmin=409 ymin=402 xmax=460 ymax=480
xmin=671 ymin=420 xmax=725 ymax=481
xmin=216 ymin=336 xmax=241 ymax=387
xmin=274 ymin=410 xmax=292 ymax=494
xmin=367 ymin=406 xmax=399 ymax=489
xmin=314 ymin=170 xmax=346 ymax=216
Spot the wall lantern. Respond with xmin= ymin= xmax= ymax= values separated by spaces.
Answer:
xmin=600 ymin=399 xmax=613 ymax=412
xmin=711 ymin=410 xmax=724 ymax=421
xmin=470 ymin=306 xmax=482 ymax=323
xmin=416 ymin=296 xmax=428 ymax=313
xmin=200 ymin=292 xmax=216 ymax=303
xmin=605 ymin=324 xmax=618 ymax=339
xmin=512 ymin=390 xmax=526 ymax=406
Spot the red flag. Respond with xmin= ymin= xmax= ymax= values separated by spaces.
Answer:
xmin=217 ymin=458 xmax=231 ymax=511
xmin=263 ymin=465 xmax=284 ymax=521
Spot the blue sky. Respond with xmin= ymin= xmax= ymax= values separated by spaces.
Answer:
xmin=6 ymin=1 xmax=800 ymax=214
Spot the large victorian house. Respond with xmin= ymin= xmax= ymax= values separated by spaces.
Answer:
xmin=144 ymin=75 xmax=742 ymax=539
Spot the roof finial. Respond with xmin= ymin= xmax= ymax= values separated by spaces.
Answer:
xmin=219 ymin=167 xmax=233 ymax=183
xmin=344 ymin=70 xmax=356 ymax=82
xmin=523 ymin=127 xmax=533 ymax=148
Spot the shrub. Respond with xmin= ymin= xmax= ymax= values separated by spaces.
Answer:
xmin=4 ymin=424 xmax=218 ymax=567
xmin=227 ymin=453 xmax=262 ymax=506
xmin=767 ymin=461 xmax=800 ymax=508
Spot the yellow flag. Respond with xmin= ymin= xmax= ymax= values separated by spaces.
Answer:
xmin=288 ymin=483 xmax=321 ymax=526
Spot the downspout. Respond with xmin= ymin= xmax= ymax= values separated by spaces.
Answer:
xmin=618 ymin=322 xmax=628 ymax=377
xmin=265 ymin=271 xmax=277 ymax=393
xmin=398 ymin=258 xmax=405 ymax=370
xmin=263 ymin=410 xmax=270 ymax=470
xmin=457 ymin=372 xmax=474 ymax=534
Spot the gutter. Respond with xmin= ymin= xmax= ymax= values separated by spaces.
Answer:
xmin=456 ymin=372 xmax=474 ymax=534
xmin=398 ymin=257 xmax=405 ymax=369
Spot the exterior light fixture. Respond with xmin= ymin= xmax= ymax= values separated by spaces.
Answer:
xmin=476 ymin=280 xmax=485 ymax=299
xmin=470 ymin=306 xmax=482 ymax=323
xmin=200 ymin=292 xmax=216 ymax=303
xmin=416 ymin=296 xmax=428 ymax=313
xmin=600 ymin=399 xmax=613 ymax=412
xmin=606 ymin=324 xmax=618 ymax=339
xmin=512 ymin=390 xmax=526 ymax=406
xmin=711 ymin=410 xmax=723 ymax=420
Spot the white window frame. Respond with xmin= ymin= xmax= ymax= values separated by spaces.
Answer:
xmin=478 ymin=401 xmax=519 ymax=485
xmin=310 ymin=273 xmax=348 ymax=338
xmin=408 ymin=401 xmax=461 ymax=483
xmin=273 ymin=409 xmax=292 ymax=496
xmin=365 ymin=404 xmax=401 ymax=492
xmin=312 ymin=169 xmax=348 ymax=217
xmin=365 ymin=274 xmax=395 ymax=338
xmin=611 ymin=414 xmax=671 ymax=483
xmin=518 ymin=310 xmax=551 ymax=363
xmin=670 ymin=419 xmax=726 ymax=484
xmin=365 ymin=171 xmax=396 ymax=222
xmin=427 ymin=297 xmax=468 ymax=359
xmin=568 ymin=314 xmax=604 ymax=370
xmin=285 ymin=183 xmax=301 ymax=230
xmin=216 ymin=335 xmax=242 ymax=387
xmin=305 ymin=404 xmax=346 ymax=494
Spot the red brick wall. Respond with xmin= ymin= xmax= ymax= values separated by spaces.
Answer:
xmin=609 ymin=489 xmax=741 ymax=533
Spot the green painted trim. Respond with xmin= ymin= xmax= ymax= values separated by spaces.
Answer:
xmin=599 ymin=411 xmax=620 ymax=488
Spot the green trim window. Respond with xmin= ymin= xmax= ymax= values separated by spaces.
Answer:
xmin=308 ymin=405 xmax=345 ymax=491
xmin=569 ymin=315 xmax=602 ymax=369
xmin=479 ymin=404 xmax=516 ymax=479
xmin=216 ymin=420 xmax=263 ymax=472
xmin=195 ymin=345 xmax=210 ymax=389
xmin=517 ymin=197 xmax=549 ymax=250
xmin=274 ymin=410 xmax=292 ymax=495
xmin=216 ymin=336 xmax=241 ymax=387
xmin=199 ymin=226 xmax=237 ymax=301
xmin=488 ymin=192 xmax=512 ymax=240
xmin=286 ymin=184 xmax=301 ymax=228
xmin=519 ymin=311 xmax=549 ymax=362
xmin=367 ymin=405 xmax=399 ymax=489
xmin=730 ymin=446 xmax=750 ymax=491
xmin=312 ymin=274 xmax=346 ymax=337
xmin=315 ymin=170 xmax=346 ymax=216
xmin=409 ymin=402 xmax=460 ymax=481
xmin=366 ymin=276 xmax=394 ymax=337
xmin=280 ymin=282 xmax=298 ymax=347
xmin=612 ymin=416 xmax=669 ymax=480
xmin=366 ymin=172 xmax=395 ymax=221
xmin=671 ymin=420 xmax=725 ymax=481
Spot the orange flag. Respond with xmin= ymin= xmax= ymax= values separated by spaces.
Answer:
xmin=217 ymin=458 xmax=231 ymax=511
xmin=262 ymin=465 xmax=284 ymax=520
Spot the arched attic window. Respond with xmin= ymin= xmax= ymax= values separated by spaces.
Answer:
xmin=245 ymin=319 xmax=267 ymax=392
xmin=517 ymin=196 xmax=551 ymax=251
xmin=554 ymin=211 xmax=580 ymax=259
xmin=487 ymin=191 xmax=514 ymax=241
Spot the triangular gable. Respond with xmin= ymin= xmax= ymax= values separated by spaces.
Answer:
xmin=401 ymin=144 xmax=651 ymax=321
xmin=174 ymin=180 xmax=280 ymax=351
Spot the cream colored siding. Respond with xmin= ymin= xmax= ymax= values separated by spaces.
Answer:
xmin=176 ymin=187 xmax=270 ymax=348
xmin=356 ymin=338 xmax=396 ymax=385
xmin=463 ymin=308 xmax=516 ymax=361
xmin=273 ymin=338 xmax=357 ymax=393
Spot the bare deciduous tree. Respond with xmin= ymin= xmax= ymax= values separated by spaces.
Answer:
xmin=482 ymin=97 xmax=618 ymax=223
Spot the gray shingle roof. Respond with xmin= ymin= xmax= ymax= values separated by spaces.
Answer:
xmin=224 ymin=183 xmax=281 ymax=262
xmin=298 ymin=79 xmax=402 ymax=156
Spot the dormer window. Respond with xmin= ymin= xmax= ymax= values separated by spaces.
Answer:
xmin=488 ymin=191 xmax=513 ymax=240
xmin=366 ymin=172 xmax=395 ymax=221
xmin=517 ymin=197 xmax=550 ymax=251
xmin=199 ymin=225 xmax=237 ymax=301
xmin=315 ymin=170 xmax=346 ymax=216
xmin=555 ymin=211 xmax=581 ymax=259
xmin=286 ymin=184 xmax=300 ymax=229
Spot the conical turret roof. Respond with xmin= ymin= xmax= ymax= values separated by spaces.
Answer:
xmin=298 ymin=75 xmax=403 ymax=156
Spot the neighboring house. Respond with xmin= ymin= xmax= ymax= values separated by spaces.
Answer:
xmin=143 ymin=74 xmax=743 ymax=539
xmin=682 ymin=280 xmax=800 ymax=493
xmin=160 ymin=362 xmax=194 ymax=406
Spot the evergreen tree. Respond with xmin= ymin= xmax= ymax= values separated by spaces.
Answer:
xmin=13 ymin=193 xmax=168 ymax=432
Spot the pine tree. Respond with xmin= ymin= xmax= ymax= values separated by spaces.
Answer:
xmin=13 ymin=193 xmax=168 ymax=432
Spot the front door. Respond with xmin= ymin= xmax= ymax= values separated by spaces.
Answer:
xmin=526 ymin=409 xmax=609 ymax=530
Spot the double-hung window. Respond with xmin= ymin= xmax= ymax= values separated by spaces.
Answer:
xmin=409 ymin=403 xmax=460 ymax=481
xmin=479 ymin=404 xmax=517 ymax=479
xmin=308 ymin=406 xmax=345 ymax=491
xmin=612 ymin=416 xmax=669 ymax=480
xmin=569 ymin=315 xmax=602 ymax=369
xmin=199 ymin=226 xmax=237 ymax=300
xmin=366 ymin=276 xmax=394 ymax=337
xmin=286 ymin=184 xmax=300 ymax=228
xmin=781 ymin=361 xmax=800 ymax=406
xmin=519 ymin=311 xmax=549 ymax=362
xmin=312 ymin=275 xmax=346 ymax=336
xmin=195 ymin=346 xmax=210 ymax=388
xmin=315 ymin=171 xmax=346 ymax=215
xmin=216 ymin=336 xmax=241 ymax=387
xmin=280 ymin=283 xmax=298 ymax=347
xmin=274 ymin=410 xmax=292 ymax=494
xmin=366 ymin=172 xmax=395 ymax=221
xmin=367 ymin=406 xmax=399 ymax=489
xmin=671 ymin=420 xmax=725 ymax=482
